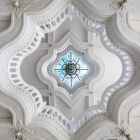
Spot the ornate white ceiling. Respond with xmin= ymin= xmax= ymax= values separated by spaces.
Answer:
xmin=0 ymin=0 xmax=140 ymax=140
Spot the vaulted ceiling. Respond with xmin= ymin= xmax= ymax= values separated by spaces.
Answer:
xmin=0 ymin=0 xmax=140 ymax=140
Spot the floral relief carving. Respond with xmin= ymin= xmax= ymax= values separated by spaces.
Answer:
xmin=11 ymin=120 xmax=33 ymax=140
xmin=110 ymin=0 xmax=129 ymax=17
xmin=7 ymin=0 xmax=40 ymax=18
xmin=7 ymin=0 xmax=30 ymax=18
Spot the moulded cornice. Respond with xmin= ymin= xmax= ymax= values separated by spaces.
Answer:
xmin=72 ymin=0 xmax=115 ymax=22
xmin=0 ymin=15 xmax=45 ymax=124
xmin=29 ymin=123 xmax=69 ymax=140
xmin=116 ymin=13 xmax=140 ymax=47
xmin=37 ymin=31 xmax=102 ymax=107
xmin=0 ymin=14 xmax=23 ymax=47
xmin=108 ymin=71 xmax=140 ymax=124
xmin=70 ymin=5 xmax=134 ymax=114
xmin=0 ymin=14 xmax=14 ymax=37
xmin=74 ymin=114 xmax=117 ymax=140
xmin=0 ymin=91 xmax=25 ymax=126
xmin=106 ymin=14 xmax=140 ymax=124
xmin=29 ymin=127 xmax=57 ymax=140
xmin=107 ymin=14 xmax=140 ymax=48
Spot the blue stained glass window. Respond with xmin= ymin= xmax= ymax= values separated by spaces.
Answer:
xmin=54 ymin=51 xmax=88 ymax=88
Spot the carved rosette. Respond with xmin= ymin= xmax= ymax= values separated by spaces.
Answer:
xmin=10 ymin=120 xmax=33 ymax=140
xmin=7 ymin=0 xmax=40 ymax=18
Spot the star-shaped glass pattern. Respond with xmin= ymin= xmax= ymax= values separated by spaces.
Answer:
xmin=47 ymin=46 xmax=95 ymax=94
xmin=54 ymin=51 xmax=88 ymax=88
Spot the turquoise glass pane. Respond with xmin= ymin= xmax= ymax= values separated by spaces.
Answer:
xmin=54 ymin=50 xmax=88 ymax=88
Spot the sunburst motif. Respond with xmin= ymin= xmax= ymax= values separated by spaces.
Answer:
xmin=54 ymin=50 xmax=88 ymax=88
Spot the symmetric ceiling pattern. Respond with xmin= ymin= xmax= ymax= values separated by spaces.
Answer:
xmin=0 ymin=0 xmax=140 ymax=140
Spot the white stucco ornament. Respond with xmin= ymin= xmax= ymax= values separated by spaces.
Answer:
xmin=110 ymin=0 xmax=129 ymax=17
xmin=12 ymin=0 xmax=23 ymax=11
xmin=0 ymin=0 xmax=137 ymax=139
xmin=11 ymin=121 xmax=33 ymax=140
xmin=112 ymin=121 xmax=133 ymax=140
xmin=37 ymin=33 xmax=100 ymax=105
xmin=7 ymin=0 xmax=39 ymax=18
xmin=49 ymin=46 xmax=95 ymax=94
xmin=7 ymin=0 xmax=28 ymax=17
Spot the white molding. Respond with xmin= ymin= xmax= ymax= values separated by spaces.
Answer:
xmin=37 ymin=32 xmax=101 ymax=107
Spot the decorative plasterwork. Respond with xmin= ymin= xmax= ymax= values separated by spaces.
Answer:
xmin=29 ymin=127 xmax=57 ymax=140
xmin=0 ymin=16 xmax=47 ymax=126
xmin=0 ymin=91 xmax=24 ymax=126
xmin=7 ymin=0 xmax=31 ymax=18
xmin=0 ymin=14 xmax=23 ymax=47
xmin=100 ymin=25 xmax=133 ymax=109
xmin=32 ymin=113 xmax=71 ymax=140
xmin=6 ymin=0 xmax=52 ymax=18
xmin=5 ymin=3 xmax=133 ymax=134
xmin=74 ymin=114 xmax=117 ymax=140
xmin=30 ymin=0 xmax=71 ymax=33
xmin=37 ymin=32 xmax=100 ymax=106
xmin=0 ymin=0 xmax=138 ymax=139
xmin=72 ymin=0 xmax=115 ymax=22
xmin=49 ymin=47 xmax=94 ymax=93
xmin=8 ymin=23 xmax=45 ymax=113
xmin=111 ymin=120 xmax=133 ymax=140
xmin=1 ymin=0 xmax=133 ymax=130
xmin=106 ymin=13 xmax=140 ymax=124
xmin=110 ymin=0 xmax=129 ymax=17
xmin=66 ymin=7 xmax=133 ymax=132
xmin=11 ymin=120 xmax=33 ymax=140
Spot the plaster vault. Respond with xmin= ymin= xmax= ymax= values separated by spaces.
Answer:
xmin=0 ymin=0 xmax=140 ymax=140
